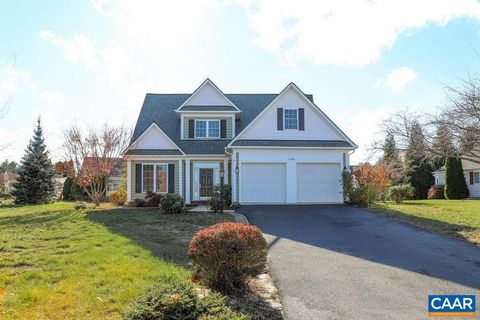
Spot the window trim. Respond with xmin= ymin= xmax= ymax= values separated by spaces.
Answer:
xmin=141 ymin=163 xmax=169 ymax=194
xmin=284 ymin=108 xmax=299 ymax=130
xmin=194 ymin=119 xmax=220 ymax=138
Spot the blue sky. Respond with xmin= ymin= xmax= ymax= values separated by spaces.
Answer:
xmin=1 ymin=0 xmax=480 ymax=164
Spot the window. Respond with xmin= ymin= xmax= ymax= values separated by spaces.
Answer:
xmin=475 ymin=172 xmax=480 ymax=184
xmin=142 ymin=164 xmax=169 ymax=193
xmin=195 ymin=120 xmax=220 ymax=138
xmin=142 ymin=164 xmax=154 ymax=193
xmin=284 ymin=109 xmax=298 ymax=129
xmin=156 ymin=164 xmax=168 ymax=193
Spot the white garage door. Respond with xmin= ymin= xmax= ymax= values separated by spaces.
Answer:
xmin=297 ymin=163 xmax=342 ymax=203
xmin=241 ymin=163 xmax=286 ymax=203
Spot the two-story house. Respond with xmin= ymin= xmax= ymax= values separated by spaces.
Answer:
xmin=124 ymin=79 xmax=357 ymax=205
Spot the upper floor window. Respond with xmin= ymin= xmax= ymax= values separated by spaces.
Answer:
xmin=284 ymin=109 xmax=298 ymax=129
xmin=195 ymin=120 xmax=220 ymax=138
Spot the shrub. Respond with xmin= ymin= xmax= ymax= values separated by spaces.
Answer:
xmin=145 ymin=191 xmax=163 ymax=207
xmin=427 ymin=184 xmax=445 ymax=199
xmin=62 ymin=177 xmax=74 ymax=200
xmin=159 ymin=193 xmax=185 ymax=214
xmin=109 ymin=189 xmax=127 ymax=206
xmin=126 ymin=198 xmax=146 ymax=207
xmin=188 ymin=222 xmax=267 ymax=292
xmin=122 ymin=281 xmax=246 ymax=320
xmin=74 ymin=201 xmax=87 ymax=210
xmin=213 ymin=184 xmax=231 ymax=206
xmin=342 ymin=164 xmax=390 ymax=207
xmin=208 ymin=196 xmax=225 ymax=213
xmin=387 ymin=184 xmax=414 ymax=204
xmin=444 ymin=157 xmax=469 ymax=199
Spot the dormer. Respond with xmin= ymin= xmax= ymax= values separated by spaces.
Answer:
xmin=177 ymin=79 xmax=240 ymax=140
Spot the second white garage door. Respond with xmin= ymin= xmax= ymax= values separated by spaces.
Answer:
xmin=297 ymin=163 xmax=342 ymax=203
xmin=241 ymin=163 xmax=286 ymax=203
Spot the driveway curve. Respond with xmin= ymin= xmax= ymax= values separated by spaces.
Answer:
xmin=238 ymin=205 xmax=480 ymax=320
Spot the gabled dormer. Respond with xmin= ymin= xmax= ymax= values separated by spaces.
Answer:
xmin=176 ymin=79 xmax=240 ymax=140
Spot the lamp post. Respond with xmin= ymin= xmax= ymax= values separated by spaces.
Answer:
xmin=219 ymin=168 xmax=225 ymax=214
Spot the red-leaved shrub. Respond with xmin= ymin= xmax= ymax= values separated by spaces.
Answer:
xmin=188 ymin=222 xmax=267 ymax=292
xmin=428 ymin=184 xmax=445 ymax=199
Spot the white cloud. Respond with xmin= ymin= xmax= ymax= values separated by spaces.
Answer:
xmin=233 ymin=0 xmax=480 ymax=67
xmin=333 ymin=106 xmax=394 ymax=164
xmin=375 ymin=67 xmax=417 ymax=92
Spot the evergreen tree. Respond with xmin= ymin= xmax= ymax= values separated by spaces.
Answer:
xmin=12 ymin=118 xmax=55 ymax=204
xmin=444 ymin=157 xmax=469 ymax=199
xmin=403 ymin=121 xmax=434 ymax=199
xmin=381 ymin=132 xmax=403 ymax=185
xmin=62 ymin=177 xmax=74 ymax=201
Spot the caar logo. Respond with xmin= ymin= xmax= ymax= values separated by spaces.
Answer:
xmin=428 ymin=295 xmax=476 ymax=317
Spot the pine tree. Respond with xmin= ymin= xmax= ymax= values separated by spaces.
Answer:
xmin=12 ymin=117 xmax=55 ymax=204
xmin=444 ymin=157 xmax=469 ymax=199
xmin=403 ymin=121 xmax=434 ymax=199
xmin=381 ymin=132 xmax=403 ymax=185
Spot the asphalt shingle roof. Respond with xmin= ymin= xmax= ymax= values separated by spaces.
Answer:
xmin=125 ymin=149 xmax=183 ymax=156
xmin=231 ymin=140 xmax=353 ymax=148
xmin=129 ymin=93 xmax=331 ymax=154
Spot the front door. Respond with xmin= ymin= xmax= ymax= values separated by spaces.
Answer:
xmin=199 ymin=168 xmax=214 ymax=197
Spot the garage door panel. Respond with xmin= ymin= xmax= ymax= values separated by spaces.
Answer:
xmin=297 ymin=163 xmax=341 ymax=203
xmin=241 ymin=163 xmax=286 ymax=203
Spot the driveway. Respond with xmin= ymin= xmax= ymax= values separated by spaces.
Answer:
xmin=238 ymin=205 xmax=480 ymax=320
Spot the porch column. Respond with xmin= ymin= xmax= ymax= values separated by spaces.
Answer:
xmin=127 ymin=160 xmax=132 ymax=202
xmin=178 ymin=159 xmax=183 ymax=197
xmin=223 ymin=159 xmax=229 ymax=185
xmin=185 ymin=159 xmax=191 ymax=204
xmin=231 ymin=153 xmax=237 ymax=203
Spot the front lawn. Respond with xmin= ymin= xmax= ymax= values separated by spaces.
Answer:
xmin=0 ymin=202 xmax=234 ymax=319
xmin=369 ymin=200 xmax=480 ymax=245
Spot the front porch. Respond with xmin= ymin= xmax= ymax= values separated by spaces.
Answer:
xmin=126 ymin=156 xmax=231 ymax=204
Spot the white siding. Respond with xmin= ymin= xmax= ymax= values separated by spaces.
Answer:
xmin=186 ymin=82 xmax=233 ymax=106
xmin=133 ymin=125 xmax=178 ymax=149
xmin=240 ymin=87 xmax=344 ymax=141
xmin=466 ymin=171 xmax=480 ymax=198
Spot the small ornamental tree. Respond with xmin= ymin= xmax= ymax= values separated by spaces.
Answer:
xmin=12 ymin=117 xmax=55 ymax=204
xmin=188 ymin=222 xmax=267 ymax=292
xmin=444 ymin=157 xmax=469 ymax=199
xmin=63 ymin=124 xmax=130 ymax=206
xmin=344 ymin=163 xmax=390 ymax=206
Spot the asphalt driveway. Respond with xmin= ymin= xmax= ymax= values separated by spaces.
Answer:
xmin=238 ymin=205 xmax=480 ymax=320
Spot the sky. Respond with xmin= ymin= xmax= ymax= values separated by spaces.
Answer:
xmin=1 ymin=0 xmax=480 ymax=165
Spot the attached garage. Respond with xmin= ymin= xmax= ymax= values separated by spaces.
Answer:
xmin=241 ymin=163 xmax=286 ymax=203
xmin=297 ymin=163 xmax=342 ymax=203
xmin=239 ymin=161 xmax=343 ymax=204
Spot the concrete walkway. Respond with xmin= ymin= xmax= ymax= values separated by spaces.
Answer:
xmin=238 ymin=205 xmax=480 ymax=320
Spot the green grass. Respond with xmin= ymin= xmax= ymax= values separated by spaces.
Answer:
xmin=0 ymin=202 xmax=234 ymax=320
xmin=369 ymin=200 xmax=480 ymax=245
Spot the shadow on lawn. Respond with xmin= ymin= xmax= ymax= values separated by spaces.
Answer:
xmin=86 ymin=208 xmax=283 ymax=320
xmin=369 ymin=204 xmax=478 ymax=245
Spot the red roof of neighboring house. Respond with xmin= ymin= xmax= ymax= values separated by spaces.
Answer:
xmin=81 ymin=157 xmax=123 ymax=177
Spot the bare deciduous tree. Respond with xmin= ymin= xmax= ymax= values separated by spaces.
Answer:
xmin=63 ymin=123 xmax=130 ymax=206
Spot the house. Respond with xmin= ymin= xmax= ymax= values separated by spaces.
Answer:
xmin=433 ymin=159 xmax=480 ymax=198
xmin=81 ymin=157 xmax=123 ymax=197
xmin=124 ymin=79 xmax=357 ymax=205
xmin=2 ymin=171 xmax=16 ymax=194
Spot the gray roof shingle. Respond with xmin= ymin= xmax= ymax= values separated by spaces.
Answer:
xmin=125 ymin=149 xmax=183 ymax=156
xmin=231 ymin=140 xmax=353 ymax=148
xmin=179 ymin=105 xmax=239 ymax=111
xmin=129 ymin=93 xmax=345 ymax=155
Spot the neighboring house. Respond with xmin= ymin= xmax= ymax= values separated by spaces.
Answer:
xmin=81 ymin=157 xmax=123 ymax=197
xmin=2 ymin=171 xmax=17 ymax=194
xmin=124 ymin=79 xmax=357 ymax=204
xmin=433 ymin=159 xmax=480 ymax=198
xmin=53 ymin=174 xmax=67 ymax=200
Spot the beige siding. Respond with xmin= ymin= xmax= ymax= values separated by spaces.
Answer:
xmin=183 ymin=117 xmax=233 ymax=139
xmin=130 ymin=160 xmax=179 ymax=201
